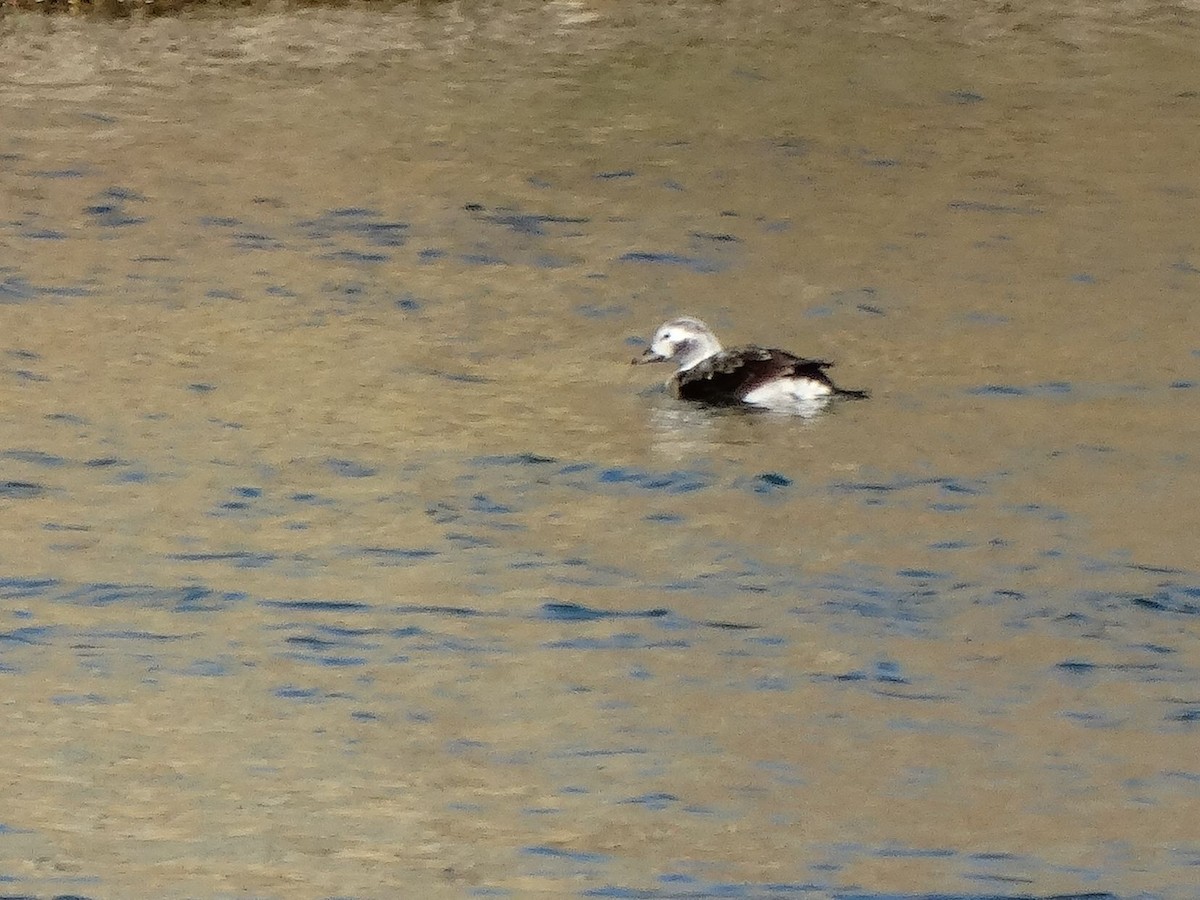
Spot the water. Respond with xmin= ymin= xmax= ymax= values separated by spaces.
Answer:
xmin=1 ymin=2 xmax=1198 ymax=897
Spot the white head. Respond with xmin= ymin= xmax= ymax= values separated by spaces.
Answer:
xmin=633 ymin=316 xmax=724 ymax=371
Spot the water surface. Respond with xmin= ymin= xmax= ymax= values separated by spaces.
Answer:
xmin=1 ymin=2 xmax=1199 ymax=897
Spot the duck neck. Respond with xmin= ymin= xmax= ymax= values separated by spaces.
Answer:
xmin=676 ymin=336 xmax=722 ymax=371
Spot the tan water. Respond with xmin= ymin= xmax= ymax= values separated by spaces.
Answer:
xmin=1 ymin=2 xmax=1199 ymax=897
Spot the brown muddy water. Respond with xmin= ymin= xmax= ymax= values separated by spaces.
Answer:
xmin=1 ymin=1 xmax=1199 ymax=897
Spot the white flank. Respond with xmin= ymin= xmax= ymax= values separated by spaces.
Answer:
xmin=742 ymin=377 xmax=834 ymax=408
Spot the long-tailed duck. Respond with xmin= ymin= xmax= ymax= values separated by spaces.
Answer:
xmin=632 ymin=316 xmax=868 ymax=412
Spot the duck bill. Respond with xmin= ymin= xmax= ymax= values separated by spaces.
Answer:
xmin=632 ymin=347 xmax=668 ymax=365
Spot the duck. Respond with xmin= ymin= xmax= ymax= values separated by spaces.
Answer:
xmin=632 ymin=316 xmax=868 ymax=412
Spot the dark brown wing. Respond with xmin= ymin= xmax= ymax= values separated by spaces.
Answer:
xmin=674 ymin=345 xmax=838 ymax=404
